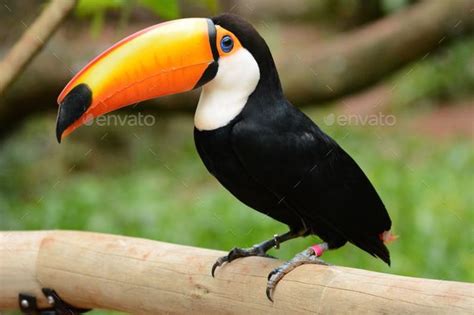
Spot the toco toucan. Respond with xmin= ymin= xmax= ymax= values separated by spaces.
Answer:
xmin=56 ymin=14 xmax=395 ymax=301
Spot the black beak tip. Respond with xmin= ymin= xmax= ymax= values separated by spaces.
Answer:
xmin=55 ymin=123 xmax=62 ymax=143
xmin=55 ymin=109 xmax=64 ymax=143
xmin=54 ymin=83 xmax=93 ymax=144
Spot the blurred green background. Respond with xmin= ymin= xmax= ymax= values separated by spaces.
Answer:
xmin=0 ymin=0 xmax=473 ymax=314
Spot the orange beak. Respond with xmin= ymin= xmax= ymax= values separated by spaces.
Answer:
xmin=56 ymin=18 xmax=218 ymax=142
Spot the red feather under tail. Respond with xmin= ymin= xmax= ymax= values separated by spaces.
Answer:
xmin=379 ymin=230 xmax=398 ymax=244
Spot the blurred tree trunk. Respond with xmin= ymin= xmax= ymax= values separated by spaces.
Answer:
xmin=277 ymin=0 xmax=474 ymax=104
xmin=226 ymin=0 xmax=384 ymax=27
xmin=221 ymin=0 xmax=323 ymax=21
xmin=1 ymin=0 xmax=473 ymax=136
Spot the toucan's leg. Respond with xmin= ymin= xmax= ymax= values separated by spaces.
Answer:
xmin=266 ymin=243 xmax=329 ymax=302
xmin=211 ymin=230 xmax=301 ymax=277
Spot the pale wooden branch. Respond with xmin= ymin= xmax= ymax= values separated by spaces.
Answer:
xmin=0 ymin=0 xmax=77 ymax=94
xmin=0 ymin=231 xmax=472 ymax=314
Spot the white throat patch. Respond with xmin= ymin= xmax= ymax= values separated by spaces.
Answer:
xmin=194 ymin=48 xmax=260 ymax=131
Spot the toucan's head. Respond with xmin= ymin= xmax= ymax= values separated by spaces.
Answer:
xmin=56 ymin=14 xmax=280 ymax=142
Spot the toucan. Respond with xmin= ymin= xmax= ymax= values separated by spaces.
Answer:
xmin=56 ymin=14 xmax=395 ymax=301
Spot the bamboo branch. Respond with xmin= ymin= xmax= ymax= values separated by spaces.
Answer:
xmin=0 ymin=0 xmax=77 ymax=94
xmin=0 ymin=231 xmax=472 ymax=314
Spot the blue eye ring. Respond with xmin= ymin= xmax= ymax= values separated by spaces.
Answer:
xmin=220 ymin=35 xmax=234 ymax=53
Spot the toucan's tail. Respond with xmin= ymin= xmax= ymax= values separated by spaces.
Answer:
xmin=373 ymin=239 xmax=391 ymax=266
xmin=353 ymin=230 xmax=397 ymax=266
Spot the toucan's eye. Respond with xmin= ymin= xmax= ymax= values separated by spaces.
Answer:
xmin=220 ymin=35 xmax=234 ymax=53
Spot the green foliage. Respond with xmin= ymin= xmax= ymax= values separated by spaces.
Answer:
xmin=74 ymin=0 xmax=218 ymax=36
xmin=75 ymin=0 xmax=180 ymax=36
xmin=137 ymin=0 xmax=179 ymax=19
xmin=200 ymin=0 xmax=219 ymax=14
xmin=75 ymin=0 xmax=181 ymax=18
xmin=76 ymin=0 xmax=127 ymax=36
xmin=76 ymin=0 xmax=126 ymax=16
xmin=391 ymin=37 xmax=474 ymax=110
xmin=382 ymin=0 xmax=412 ymax=13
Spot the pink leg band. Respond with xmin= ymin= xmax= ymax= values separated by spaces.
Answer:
xmin=311 ymin=244 xmax=325 ymax=257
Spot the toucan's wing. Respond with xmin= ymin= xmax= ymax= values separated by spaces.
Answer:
xmin=231 ymin=104 xmax=391 ymax=264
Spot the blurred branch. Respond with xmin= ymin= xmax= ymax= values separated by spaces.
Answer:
xmin=0 ymin=0 xmax=77 ymax=94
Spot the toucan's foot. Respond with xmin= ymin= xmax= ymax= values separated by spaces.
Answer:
xmin=212 ymin=245 xmax=275 ymax=277
xmin=266 ymin=244 xmax=329 ymax=302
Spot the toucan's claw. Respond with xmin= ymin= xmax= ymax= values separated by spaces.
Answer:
xmin=266 ymin=286 xmax=274 ymax=302
xmin=211 ymin=246 xmax=275 ymax=277
xmin=266 ymin=248 xmax=329 ymax=302
xmin=211 ymin=255 xmax=228 ymax=277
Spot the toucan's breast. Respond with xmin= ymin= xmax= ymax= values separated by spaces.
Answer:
xmin=193 ymin=123 xmax=307 ymax=229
